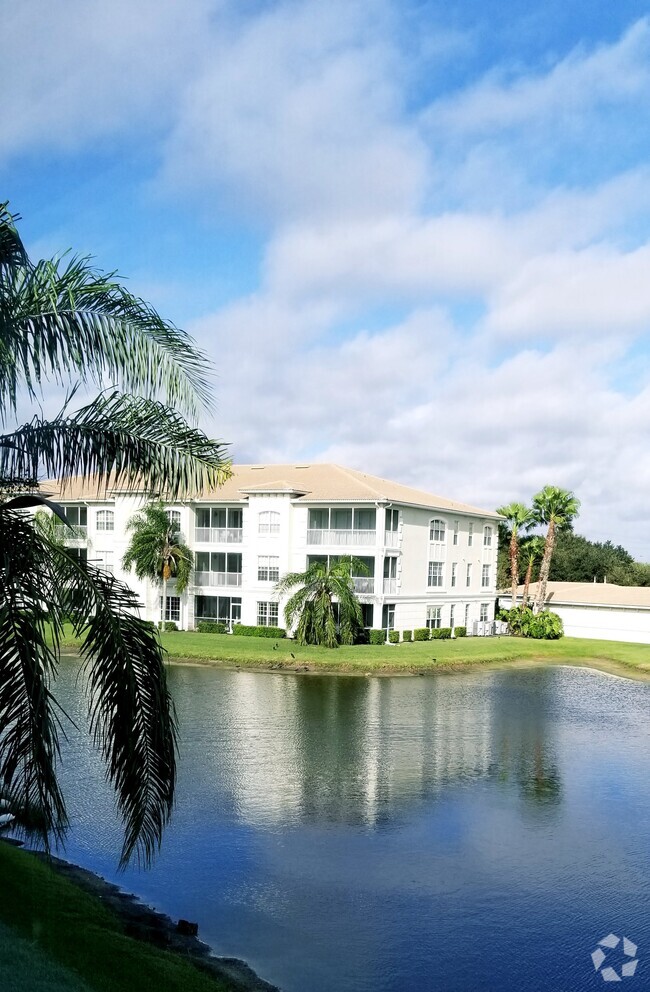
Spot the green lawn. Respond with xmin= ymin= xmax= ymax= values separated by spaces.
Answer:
xmin=56 ymin=628 xmax=650 ymax=679
xmin=0 ymin=842 xmax=240 ymax=992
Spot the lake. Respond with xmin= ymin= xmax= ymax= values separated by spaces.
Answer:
xmin=50 ymin=661 xmax=650 ymax=992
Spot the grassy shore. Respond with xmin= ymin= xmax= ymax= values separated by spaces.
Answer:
xmin=0 ymin=841 xmax=245 ymax=992
xmin=59 ymin=628 xmax=650 ymax=680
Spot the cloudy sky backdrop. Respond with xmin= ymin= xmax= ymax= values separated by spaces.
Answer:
xmin=4 ymin=1 xmax=650 ymax=555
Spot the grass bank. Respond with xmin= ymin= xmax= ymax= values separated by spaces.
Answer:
xmin=59 ymin=628 xmax=650 ymax=680
xmin=0 ymin=841 xmax=249 ymax=992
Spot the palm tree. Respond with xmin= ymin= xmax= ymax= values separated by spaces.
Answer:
xmin=276 ymin=557 xmax=365 ymax=648
xmin=0 ymin=202 xmax=231 ymax=865
xmin=496 ymin=502 xmax=535 ymax=608
xmin=520 ymin=536 xmax=546 ymax=609
xmin=532 ymin=486 xmax=581 ymax=612
xmin=123 ymin=503 xmax=193 ymax=627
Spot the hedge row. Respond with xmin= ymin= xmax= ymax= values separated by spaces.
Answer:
xmin=195 ymin=620 xmax=228 ymax=634
xmin=233 ymin=624 xmax=287 ymax=639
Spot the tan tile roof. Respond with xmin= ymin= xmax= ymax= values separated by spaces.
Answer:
xmin=508 ymin=581 xmax=650 ymax=610
xmin=42 ymin=464 xmax=501 ymax=517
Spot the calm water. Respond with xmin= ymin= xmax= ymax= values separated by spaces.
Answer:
xmin=48 ymin=662 xmax=650 ymax=992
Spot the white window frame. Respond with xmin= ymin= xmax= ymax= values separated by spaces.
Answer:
xmin=258 ymin=555 xmax=280 ymax=582
xmin=481 ymin=564 xmax=490 ymax=587
xmin=258 ymin=511 xmax=281 ymax=535
xmin=480 ymin=603 xmax=489 ymax=623
xmin=168 ymin=509 xmax=181 ymax=529
xmin=453 ymin=520 xmax=459 ymax=546
xmin=466 ymin=563 xmax=472 ymax=588
xmin=450 ymin=604 xmax=456 ymax=629
xmin=483 ymin=525 xmax=492 ymax=547
xmin=257 ymin=601 xmax=279 ymax=626
xmin=426 ymin=606 xmax=442 ymax=629
xmin=96 ymin=509 xmax=114 ymax=532
xmin=468 ymin=522 xmax=474 ymax=547
xmin=429 ymin=518 xmax=446 ymax=542
xmin=465 ymin=603 xmax=470 ymax=626
xmin=428 ymin=561 xmax=444 ymax=587
xmin=160 ymin=595 xmax=180 ymax=623
xmin=451 ymin=562 xmax=457 ymax=588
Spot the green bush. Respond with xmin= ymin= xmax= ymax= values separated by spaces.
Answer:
xmin=162 ymin=621 xmax=178 ymax=632
xmin=388 ymin=630 xmax=399 ymax=644
xmin=504 ymin=606 xmax=534 ymax=636
xmin=454 ymin=626 xmax=467 ymax=638
xmin=369 ymin=628 xmax=386 ymax=645
xmin=502 ymin=606 xmax=563 ymax=640
xmin=402 ymin=629 xmax=412 ymax=642
xmin=430 ymin=628 xmax=441 ymax=639
xmin=413 ymin=627 xmax=430 ymax=641
xmin=196 ymin=620 xmax=228 ymax=634
xmin=439 ymin=627 xmax=452 ymax=640
xmin=232 ymin=624 xmax=287 ymax=638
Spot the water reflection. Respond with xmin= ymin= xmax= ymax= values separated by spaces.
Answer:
xmin=167 ymin=667 xmax=563 ymax=829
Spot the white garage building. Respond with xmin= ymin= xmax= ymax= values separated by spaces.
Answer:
xmin=502 ymin=582 xmax=650 ymax=644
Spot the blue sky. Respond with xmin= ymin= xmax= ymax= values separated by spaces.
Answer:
xmin=4 ymin=1 xmax=650 ymax=555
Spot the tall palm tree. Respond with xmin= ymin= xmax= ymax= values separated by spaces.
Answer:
xmin=123 ymin=503 xmax=193 ymax=627
xmin=520 ymin=536 xmax=546 ymax=609
xmin=496 ymin=502 xmax=535 ymax=608
xmin=0 ymin=202 xmax=231 ymax=866
xmin=276 ymin=557 xmax=365 ymax=648
xmin=532 ymin=486 xmax=581 ymax=612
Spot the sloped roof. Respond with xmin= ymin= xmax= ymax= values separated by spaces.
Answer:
xmin=42 ymin=464 xmax=501 ymax=517
xmin=508 ymin=581 xmax=650 ymax=610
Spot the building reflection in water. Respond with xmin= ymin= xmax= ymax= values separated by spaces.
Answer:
xmin=174 ymin=668 xmax=563 ymax=829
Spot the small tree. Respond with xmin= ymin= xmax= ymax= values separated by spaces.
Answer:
xmin=123 ymin=503 xmax=193 ymax=628
xmin=276 ymin=556 xmax=365 ymax=648
xmin=520 ymin=536 xmax=546 ymax=609
xmin=496 ymin=502 xmax=535 ymax=608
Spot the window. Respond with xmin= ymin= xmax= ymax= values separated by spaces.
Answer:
xmin=465 ymin=603 xmax=470 ymax=627
xmin=466 ymin=563 xmax=472 ymax=588
xmin=480 ymin=603 xmax=489 ymax=623
xmin=257 ymin=601 xmax=279 ymax=626
xmin=468 ymin=522 xmax=474 ymax=546
xmin=68 ymin=547 xmax=88 ymax=565
xmin=429 ymin=518 xmax=445 ymax=542
xmin=481 ymin=564 xmax=490 ymax=588
xmin=451 ymin=562 xmax=457 ymax=588
xmin=93 ymin=550 xmax=114 ymax=574
xmin=160 ymin=596 xmax=180 ymax=623
xmin=196 ymin=507 xmax=242 ymax=530
xmin=483 ymin=525 xmax=492 ymax=547
xmin=194 ymin=596 xmax=241 ymax=624
xmin=168 ymin=509 xmax=181 ymax=530
xmin=382 ymin=603 xmax=395 ymax=632
xmin=354 ymin=508 xmax=376 ymax=531
xmin=385 ymin=507 xmax=399 ymax=533
xmin=258 ymin=556 xmax=280 ymax=581
xmin=426 ymin=606 xmax=442 ymax=630
xmin=428 ymin=561 xmax=444 ymax=587
xmin=258 ymin=511 xmax=280 ymax=535
xmin=308 ymin=508 xmax=330 ymax=530
xmin=66 ymin=506 xmax=87 ymax=527
xmin=450 ymin=604 xmax=455 ymax=629
xmin=96 ymin=509 xmax=114 ymax=532
xmin=453 ymin=520 xmax=459 ymax=546
xmin=384 ymin=556 xmax=397 ymax=579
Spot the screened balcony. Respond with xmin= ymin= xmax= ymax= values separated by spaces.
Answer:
xmin=195 ymin=507 xmax=243 ymax=544
xmin=193 ymin=552 xmax=243 ymax=588
xmin=307 ymin=508 xmax=376 ymax=547
xmin=308 ymin=555 xmax=375 ymax=594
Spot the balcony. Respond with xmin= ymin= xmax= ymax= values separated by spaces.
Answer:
xmin=352 ymin=577 xmax=375 ymax=594
xmin=383 ymin=578 xmax=397 ymax=595
xmin=194 ymin=527 xmax=243 ymax=544
xmin=384 ymin=530 xmax=399 ymax=547
xmin=194 ymin=571 xmax=243 ymax=587
xmin=307 ymin=528 xmax=376 ymax=547
xmin=54 ymin=524 xmax=87 ymax=540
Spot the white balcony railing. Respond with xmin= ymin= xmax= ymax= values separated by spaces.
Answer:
xmin=307 ymin=528 xmax=376 ymax=547
xmin=352 ymin=577 xmax=375 ymax=594
xmin=54 ymin=524 xmax=87 ymax=540
xmin=383 ymin=578 xmax=397 ymax=595
xmin=384 ymin=530 xmax=399 ymax=547
xmin=194 ymin=571 xmax=243 ymax=587
xmin=194 ymin=527 xmax=243 ymax=544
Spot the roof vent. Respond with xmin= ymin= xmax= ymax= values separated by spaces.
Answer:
xmin=295 ymin=464 xmax=310 ymax=469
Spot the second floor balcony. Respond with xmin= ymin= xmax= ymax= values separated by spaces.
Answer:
xmin=193 ymin=571 xmax=243 ymax=587
xmin=194 ymin=527 xmax=243 ymax=544
xmin=54 ymin=524 xmax=88 ymax=540
xmin=352 ymin=576 xmax=375 ymax=594
xmin=307 ymin=528 xmax=376 ymax=547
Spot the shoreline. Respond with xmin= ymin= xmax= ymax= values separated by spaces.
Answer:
xmin=6 ymin=841 xmax=278 ymax=992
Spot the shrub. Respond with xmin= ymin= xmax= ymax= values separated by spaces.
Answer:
xmin=369 ymin=628 xmax=386 ymax=645
xmin=454 ymin=626 xmax=467 ymax=638
xmin=402 ymin=629 xmax=412 ymax=642
xmin=505 ymin=606 xmax=534 ymax=635
xmin=502 ymin=606 xmax=563 ymax=640
xmin=413 ymin=627 xmax=430 ymax=641
xmin=162 ymin=621 xmax=178 ymax=632
xmin=430 ymin=628 xmax=441 ymax=639
xmin=439 ymin=627 xmax=452 ymax=640
xmin=388 ymin=630 xmax=399 ymax=644
xmin=232 ymin=624 xmax=287 ymax=638
xmin=196 ymin=620 xmax=228 ymax=634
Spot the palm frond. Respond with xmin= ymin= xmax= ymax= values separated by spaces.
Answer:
xmin=0 ymin=390 xmax=232 ymax=499
xmin=0 ymin=202 xmax=27 ymax=271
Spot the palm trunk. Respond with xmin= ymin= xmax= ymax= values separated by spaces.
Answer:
xmin=509 ymin=532 xmax=519 ymax=608
xmin=161 ymin=576 xmax=167 ymax=631
xmin=534 ymin=521 xmax=556 ymax=613
xmin=522 ymin=560 xmax=533 ymax=608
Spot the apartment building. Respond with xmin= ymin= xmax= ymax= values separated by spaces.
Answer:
xmin=44 ymin=464 xmax=501 ymax=636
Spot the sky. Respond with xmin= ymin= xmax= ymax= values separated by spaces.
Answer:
xmin=3 ymin=0 xmax=650 ymax=556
